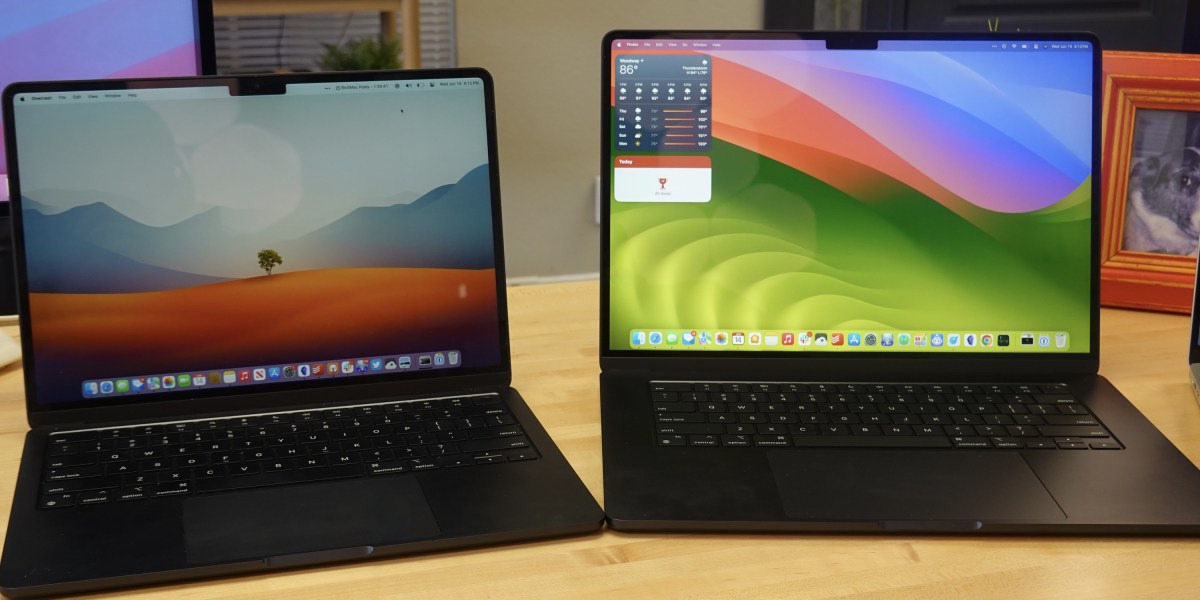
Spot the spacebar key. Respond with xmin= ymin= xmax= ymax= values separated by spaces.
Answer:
xmin=791 ymin=436 xmax=952 ymax=448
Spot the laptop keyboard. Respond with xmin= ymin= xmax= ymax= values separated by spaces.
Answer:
xmin=39 ymin=393 xmax=538 ymax=509
xmin=652 ymin=381 xmax=1122 ymax=450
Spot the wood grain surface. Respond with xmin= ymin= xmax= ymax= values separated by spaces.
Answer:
xmin=0 ymin=279 xmax=1197 ymax=599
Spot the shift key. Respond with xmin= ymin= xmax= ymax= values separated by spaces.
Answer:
xmin=1037 ymin=425 xmax=1111 ymax=437
xmin=460 ymin=436 xmax=531 ymax=454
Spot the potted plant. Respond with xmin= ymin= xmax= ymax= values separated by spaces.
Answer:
xmin=317 ymin=35 xmax=402 ymax=70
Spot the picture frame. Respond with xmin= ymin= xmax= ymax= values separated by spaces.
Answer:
xmin=1099 ymin=51 xmax=1200 ymax=313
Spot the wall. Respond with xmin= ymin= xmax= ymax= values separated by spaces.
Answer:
xmin=456 ymin=1 xmax=763 ymax=282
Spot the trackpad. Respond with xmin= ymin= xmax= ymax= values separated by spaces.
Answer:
xmin=768 ymin=450 xmax=1066 ymax=524
xmin=183 ymin=476 xmax=440 ymax=565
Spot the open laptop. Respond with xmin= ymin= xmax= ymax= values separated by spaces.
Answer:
xmin=600 ymin=30 xmax=1200 ymax=533
xmin=0 ymin=69 xmax=602 ymax=597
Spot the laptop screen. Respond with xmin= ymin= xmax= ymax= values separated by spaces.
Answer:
xmin=604 ymin=34 xmax=1096 ymax=356
xmin=0 ymin=0 xmax=214 ymax=203
xmin=6 ymin=73 xmax=505 ymax=407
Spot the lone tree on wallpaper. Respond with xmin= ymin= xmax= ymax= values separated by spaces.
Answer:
xmin=257 ymin=249 xmax=283 ymax=276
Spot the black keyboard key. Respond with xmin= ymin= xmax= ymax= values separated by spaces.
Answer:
xmin=1043 ymin=415 xmax=1099 ymax=426
xmin=438 ymin=456 xmax=472 ymax=468
xmin=116 ymin=486 xmax=152 ymax=501
xmin=1037 ymin=425 xmax=1111 ymax=438
xmin=156 ymin=469 xmax=192 ymax=484
xmin=48 ymin=431 xmax=98 ymax=444
xmin=951 ymin=437 xmax=991 ymax=449
xmin=459 ymin=436 xmax=531 ymax=454
xmin=657 ymin=435 xmax=686 ymax=447
xmin=974 ymin=425 xmax=1006 ymax=437
xmin=155 ymin=481 xmax=192 ymax=497
xmin=657 ymin=412 xmax=700 ymax=422
xmin=473 ymin=453 xmax=507 ymax=465
xmin=47 ymin=443 xmax=81 ymax=456
xmin=469 ymin=426 xmax=525 ymax=440
xmin=656 ymin=423 xmax=724 ymax=435
xmin=42 ymin=477 xmax=106 ymax=495
xmin=368 ymin=459 xmax=411 ymax=474
xmin=989 ymin=437 xmax=1024 ymax=449
xmin=263 ymin=459 xmax=295 ymax=472
xmin=77 ymin=489 xmax=112 ymax=505
xmin=196 ymin=465 xmax=227 ymax=478
xmin=407 ymin=457 xmax=439 ymax=471
xmin=229 ymin=463 xmax=262 ymax=477
xmin=754 ymin=435 xmax=791 ymax=447
xmin=651 ymin=382 xmax=692 ymax=392
xmin=1035 ymin=394 xmax=1078 ymax=405
xmin=40 ymin=493 xmax=76 ymax=509
xmin=44 ymin=465 xmax=103 ymax=482
xmin=791 ymin=436 xmax=951 ymax=448
xmin=45 ymin=454 xmax=96 ymax=469
xmin=503 ymin=448 xmax=539 ymax=461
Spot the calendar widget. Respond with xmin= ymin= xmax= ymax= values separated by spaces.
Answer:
xmin=613 ymin=155 xmax=712 ymax=203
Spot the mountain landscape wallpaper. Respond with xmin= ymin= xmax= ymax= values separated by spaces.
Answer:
xmin=14 ymin=83 xmax=500 ymax=402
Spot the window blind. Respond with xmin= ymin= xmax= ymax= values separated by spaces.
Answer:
xmin=214 ymin=0 xmax=456 ymax=74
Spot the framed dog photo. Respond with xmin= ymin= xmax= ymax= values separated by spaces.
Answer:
xmin=1100 ymin=51 xmax=1200 ymax=313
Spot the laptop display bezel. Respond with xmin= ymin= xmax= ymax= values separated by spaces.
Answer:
xmin=3 ymin=69 xmax=515 ymax=428
xmin=598 ymin=30 xmax=1103 ymax=379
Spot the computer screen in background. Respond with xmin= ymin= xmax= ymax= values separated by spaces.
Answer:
xmin=0 ymin=0 xmax=214 ymax=317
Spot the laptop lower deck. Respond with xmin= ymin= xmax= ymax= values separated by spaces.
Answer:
xmin=649 ymin=379 xmax=1119 ymax=451
xmin=41 ymin=392 xmax=539 ymax=510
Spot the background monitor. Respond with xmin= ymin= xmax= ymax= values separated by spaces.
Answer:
xmin=0 ymin=0 xmax=215 ymax=316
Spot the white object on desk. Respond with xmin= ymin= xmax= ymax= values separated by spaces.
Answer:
xmin=0 ymin=332 xmax=20 ymax=367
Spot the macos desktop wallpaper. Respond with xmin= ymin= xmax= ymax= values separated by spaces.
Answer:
xmin=608 ymin=42 xmax=1094 ymax=352
xmin=14 ymin=83 xmax=500 ymax=403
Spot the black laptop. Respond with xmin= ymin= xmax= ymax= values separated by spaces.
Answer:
xmin=600 ymin=30 xmax=1200 ymax=533
xmin=0 ymin=69 xmax=602 ymax=597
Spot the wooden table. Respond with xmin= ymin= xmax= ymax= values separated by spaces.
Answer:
xmin=0 ymin=279 xmax=1198 ymax=598
xmin=211 ymin=0 xmax=421 ymax=68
